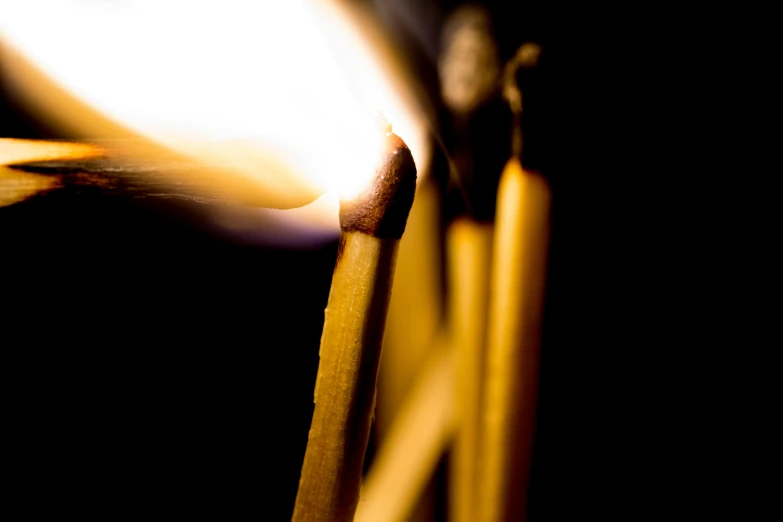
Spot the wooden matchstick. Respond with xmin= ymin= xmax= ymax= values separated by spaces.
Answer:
xmin=377 ymin=177 xmax=443 ymax=439
xmin=0 ymin=138 xmax=323 ymax=209
xmin=291 ymin=131 xmax=417 ymax=522
xmin=437 ymin=8 xmax=509 ymax=520
xmin=477 ymin=43 xmax=550 ymax=522
xmin=477 ymin=157 xmax=549 ymax=522
xmin=0 ymin=138 xmax=103 ymax=208
xmin=354 ymin=334 xmax=455 ymax=522
xmin=447 ymin=217 xmax=493 ymax=521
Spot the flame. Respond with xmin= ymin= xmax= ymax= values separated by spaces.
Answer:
xmin=0 ymin=0 xmax=428 ymax=238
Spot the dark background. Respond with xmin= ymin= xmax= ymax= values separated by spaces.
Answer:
xmin=1 ymin=1 xmax=634 ymax=519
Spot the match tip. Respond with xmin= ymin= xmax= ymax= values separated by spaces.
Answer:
xmin=339 ymin=132 xmax=417 ymax=239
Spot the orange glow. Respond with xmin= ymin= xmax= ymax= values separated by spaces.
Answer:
xmin=0 ymin=1 xmax=428 ymax=233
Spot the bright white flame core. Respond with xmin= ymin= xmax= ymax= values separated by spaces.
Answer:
xmin=0 ymin=0 xmax=427 ymax=234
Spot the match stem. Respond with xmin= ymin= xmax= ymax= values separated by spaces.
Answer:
xmin=0 ymin=138 xmax=324 ymax=209
xmin=447 ymin=218 xmax=493 ymax=522
xmin=477 ymin=158 xmax=550 ymax=522
xmin=292 ymin=231 xmax=399 ymax=522
xmin=354 ymin=337 xmax=455 ymax=522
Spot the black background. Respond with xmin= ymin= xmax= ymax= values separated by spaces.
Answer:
xmin=1 ymin=1 xmax=640 ymax=520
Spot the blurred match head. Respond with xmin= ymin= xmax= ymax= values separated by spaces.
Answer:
xmin=339 ymin=132 xmax=417 ymax=239
xmin=438 ymin=5 xmax=500 ymax=114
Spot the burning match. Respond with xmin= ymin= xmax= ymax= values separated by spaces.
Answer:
xmin=0 ymin=138 xmax=325 ymax=210
xmin=292 ymin=127 xmax=417 ymax=522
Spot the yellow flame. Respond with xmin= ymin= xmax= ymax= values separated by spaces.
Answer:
xmin=0 ymin=0 xmax=428 ymax=233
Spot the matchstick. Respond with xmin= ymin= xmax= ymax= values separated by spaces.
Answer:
xmin=0 ymin=138 xmax=103 ymax=208
xmin=442 ymin=106 xmax=509 ymax=522
xmin=477 ymin=43 xmax=550 ymax=522
xmin=291 ymin=130 xmax=417 ymax=522
xmin=0 ymin=138 xmax=103 ymax=165
xmin=477 ymin=157 xmax=549 ymax=522
xmin=377 ymin=178 xmax=443 ymax=438
xmin=0 ymin=138 xmax=324 ymax=209
xmin=354 ymin=334 xmax=454 ymax=522
xmin=447 ymin=217 xmax=493 ymax=521
xmin=437 ymin=8 xmax=506 ymax=519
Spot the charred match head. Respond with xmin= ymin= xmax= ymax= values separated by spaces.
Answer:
xmin=339 ymin=132 xmax=417 ymax=239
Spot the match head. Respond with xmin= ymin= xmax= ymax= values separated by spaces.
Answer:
xmin=339 ymin=132 xmax=417 ymax=239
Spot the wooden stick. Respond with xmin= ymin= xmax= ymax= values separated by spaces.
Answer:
xmin=477 ymin=157 xmax=550 ymax=522
xmin=0 ymin=138 xmax=323 ymax=209
xmin=377 ymin=178 xmax=443 ymax=439
xmin=373 ymin=177 xmax=443 ymax=522
xmin=0 ymin=138 xmax=103 ymax=165
xmin=447 ymin=218 xmax=493 ymax=522
xmin=439 ymin=11 xmax=506 ymax=517
xmin=0 ymin=138 xmax=102 ymax=208
xmin=292 ymin=132 xmax=417 ymax=522
xmin=354 ymin=335 xmax=455 ymax=522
